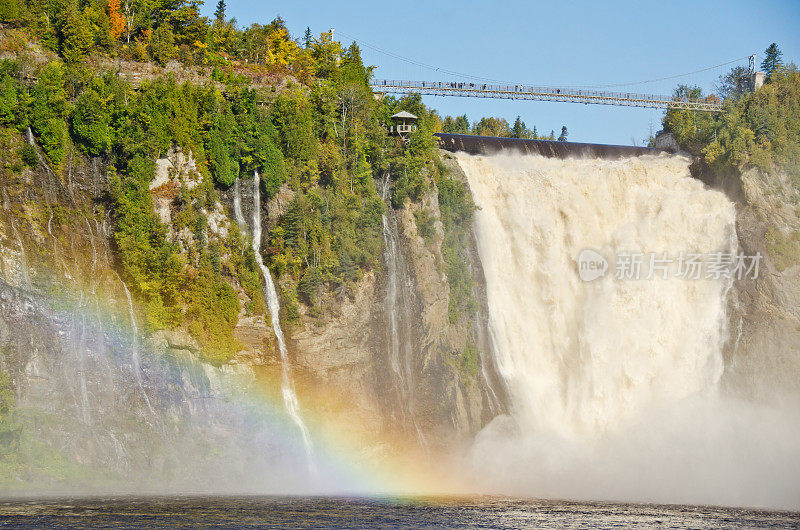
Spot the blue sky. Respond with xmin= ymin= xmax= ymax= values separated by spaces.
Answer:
xmin=204 ymin=0 xmax=800 ymax=145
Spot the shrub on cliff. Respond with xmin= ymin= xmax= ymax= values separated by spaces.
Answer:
xmin=438 ymin=175 xmax=478 ymax=324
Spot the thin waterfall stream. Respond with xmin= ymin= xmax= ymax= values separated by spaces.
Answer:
xmin=244 ymin=173 xmax=315 ymax=471
xmin=379 ymin=175 xmax=427 ymax=450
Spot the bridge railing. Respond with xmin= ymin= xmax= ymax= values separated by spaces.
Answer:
xmin=370 ymin=79 xmax=723 ymax=112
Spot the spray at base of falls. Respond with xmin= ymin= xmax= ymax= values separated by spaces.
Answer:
xmin=458 ymin=152 xmax=800 ymax=509
xmin=246 ymin=173 xmax=315 ymax=472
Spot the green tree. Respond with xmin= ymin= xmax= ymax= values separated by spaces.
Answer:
xmin=558 ymin=125 xmax=568 ymax=141
xmin=31 ymin=62 xmax=69 ymax=166
xmin=0 ymin=74 xmax=18 ymax=125
xmin=511 ymin=116 xmax=531 ymax=139
xmin=213 ymin=0 xmax=225 ymax=23
xmin=149 ymin=23 xmax=176 ymax=65
xmin=304 ymin=26 xmax=312 ymax=48
xmin=662 ymin=85 xmax=717 ymax=153
xmin=340 ymin=42 xmax=372 ymax=87
xmin=71 ymin=78 xmax=113 ymax=155
xmin=0 ymin=0 xmax=26 ymax=25
xmin=61 ymin=3 xmax=93 ymax=64
xmin=717 ymin=65 xmax=751 ymax=100
xmin=208 ymin=110 xmax=238 ymax=186
xmin=166 ymin=0 xmax=207 ymax=46
xmin=442 ymin=115 xmax=470 ymax=134
xmin=473 ymin=116 xmax=510 ymax=137
xmin=761 ymin=43 xmax=783 ymax=78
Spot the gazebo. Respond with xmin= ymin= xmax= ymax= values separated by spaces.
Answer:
xmin=389 ymin=111 xmax=418 ymax=139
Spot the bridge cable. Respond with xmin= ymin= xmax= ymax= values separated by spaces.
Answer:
xmin=334 ymin=29 xmax=508 ymax=83
xmin=336 ymin=29 xmax=751 ymax=90
xmin=583 ymin=55 xmax=753 ymax=88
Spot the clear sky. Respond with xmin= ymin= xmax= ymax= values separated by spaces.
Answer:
xmin=204 ymin=0 xmax=800 ymax=145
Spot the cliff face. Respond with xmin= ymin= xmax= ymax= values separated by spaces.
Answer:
xmin=692 ymin=161 xmax=800 ymax=399
xmin=286 ymin=155 xmax=507 ymax=452
xmin=0 ymin=122 xmax=504 ymax=488
xmin=0 ymin=132 xmax=311 ymax=491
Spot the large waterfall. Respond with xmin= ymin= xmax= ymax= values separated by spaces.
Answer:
xmin=248 ymin=173 xmax=315 ymax=470
xmin=460 ymin=152 xmax=800 ymax=508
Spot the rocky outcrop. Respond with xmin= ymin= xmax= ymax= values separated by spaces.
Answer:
xmin=711 ymin=166 xmax=800 ymax=400
xmin=291 ymin=271 xmax=381 ymax=421
xmin=0 ymin=117 xmax=504 ymax=484
xmin=286 ymin=159 xmax=507 ymax=452
xmin=0 ymin=133 xmax=315 ymax=491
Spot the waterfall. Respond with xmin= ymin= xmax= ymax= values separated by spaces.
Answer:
xmin=249 ymin=173 xmax=315 ymax=469
xmin=232 ymin=177 xmax=247 ymax=234
xmin=119 ymin=279 xmax=156 ymax=416
xmin=460 ymin=152 xmax=800 ymax=508
xmin=10 ymin=220 xmax=31 ymax=289
xmin=379 ymin=175 xmax=426 ymax=448
xmin=380 ymin=175 xmax=409 ymax=379
xmin=85 ymin=219 xmax=97 ymax=286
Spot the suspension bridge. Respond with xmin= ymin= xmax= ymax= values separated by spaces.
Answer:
xmin=370 ymin=80 xmax=725 ymax=112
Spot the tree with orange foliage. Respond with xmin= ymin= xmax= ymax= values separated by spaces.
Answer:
xmin=108 ymin=0 xmax=126 ymax=40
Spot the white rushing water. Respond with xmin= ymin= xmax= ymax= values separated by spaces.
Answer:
xmin=460 ymin=152 xmax=800 ymax=509
xmin=232 ymin=178 xmax=247 ymax=234
xmin=248 ymin=173 xmax=315 ymax=470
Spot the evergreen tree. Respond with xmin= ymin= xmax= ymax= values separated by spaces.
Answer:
xmin=454 ymin=114 xmax=469 ymax=134
xmin=304 ymin=26 xmax=312 ymax=48
xmin=548 ymin=130 xmax=555 ymax=141
xmin=532 ymin=125 xmax=537 ymax=139
xmin=214 ymin=0 xmax=226 ymax=23
xmin=511 ymin=116 xmax=530 ymax=139
xmin=558 ymin=125 xmax=568 ymax=141
xmin=61 ymin=3 xmax=93 ymax=64
xmin=761 ymin=43 xmax=783 ymax=78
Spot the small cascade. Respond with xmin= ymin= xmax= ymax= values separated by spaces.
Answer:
xmin=379 ymin=175 xmax=426 ymax=449
xmin=472 ymin=297 xmax=502 ymax=415
xmin=249 ymin=173 xmax=315 ymax=470
xmin=85 ymin=219 xmax=97 ymax=285
xmin=119 ymin=279 xmax=156 ymax=416
xmin=47 ymin=211 xmax=60 ymax=271
xmin=76 ymin=296 xmax=92 ymax=425
xmin=464 ymin=241 xmax=505 ymax=415
xmin=10 ymin=220 xmax=31 ymax=289
xmin=232 ymin=178 xmax=247 ymax=233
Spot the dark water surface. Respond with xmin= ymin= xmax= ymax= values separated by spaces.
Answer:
xmin=0 ymin=496 xmax=797 ymax=529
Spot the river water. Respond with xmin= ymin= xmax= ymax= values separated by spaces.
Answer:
xmin=0 ymin=496 xmax=796 ymax=528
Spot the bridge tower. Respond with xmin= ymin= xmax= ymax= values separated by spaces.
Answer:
xmin=749 ymin=54 xmax=766 ymax=91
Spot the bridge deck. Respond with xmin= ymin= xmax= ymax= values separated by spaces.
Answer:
xmin=372 ymin=80 xmax=723 ymax=112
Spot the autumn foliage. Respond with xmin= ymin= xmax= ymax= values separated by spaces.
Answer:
xmin=108 ymin=0 xmax=126 ymax=40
